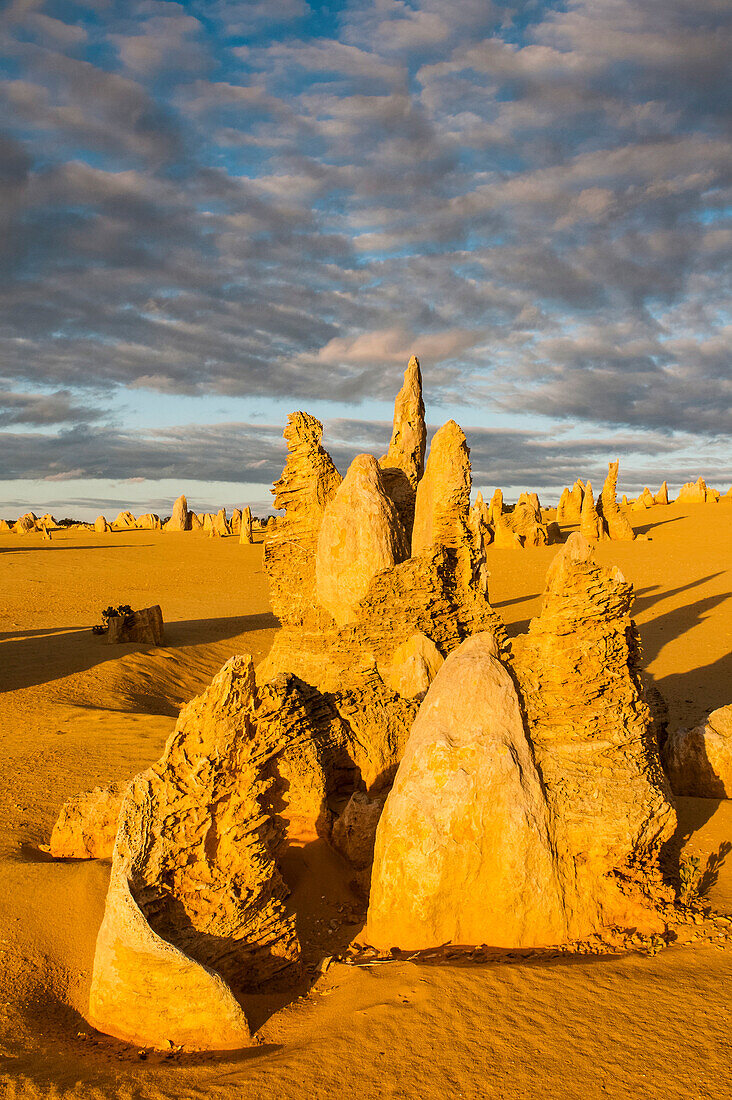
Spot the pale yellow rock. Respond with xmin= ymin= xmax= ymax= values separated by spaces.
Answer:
xmin=13 ymin=512 xmax=37 ymax=535
xmin=488 ymin=489 xmax=503 ymax=527
xmin=165 ymin=494 xmax=191 ymax=531
xmin=214 ymin=507 xmax=229 ymax=536
xmin=493 ymin=520 xmax=523 ymax=549
xmin=631 ymin=487 xmax=654 ymax=511
xmin=94 ymin=515 xmax=110 ymax=533
xmin=579 ymin=481 xmax=605 ymax=541
xmin=0 ymin=519 xmax=10 ymax=532
xmin=411 ymin=420 xmax=471 ymax=558
xmin=367 ymin=632 xmax=566 ymax=951
xmin=136 ymin=513 xmax=161 ymax=530
xmin=316 ymin=454 xmax=408 ymax=628
xmin=384 ymin=632 xmax=444 ymax=700
xmin=654 ymin=481 xmax=669 ymax=505
xmin=557 ymin=481 xmax=584 ymax=525
xmin=677 ymin=476 xmax=718 ymax=503
xmin=379 ymin=355 xmax=427 ymax=536
xmin=598 ymin=461 xmax=635 ymax=541
xmin=88 ymin=863 xmax=252 ymax=1051
xmin=112 ymin=511 xmax=136 ymax=530
xmin=663 ymin=705 xmax=732 ymax=798
xmin=47 ymin=783 xmax=126 ymax=859
xmin=240 ymin=505 xmax=253 ymax=544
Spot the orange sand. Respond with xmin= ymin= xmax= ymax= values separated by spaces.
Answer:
xmin=1 ymin=501 xmax=731 ymax=1099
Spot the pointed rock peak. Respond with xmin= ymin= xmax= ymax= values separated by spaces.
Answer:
xmin=411 ymin=420 xmax=471 ymax=558
xmin=380 ymin=355 xmax=426 ymax=484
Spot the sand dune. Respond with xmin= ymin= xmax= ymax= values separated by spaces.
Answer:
xmin=1 ymin=503 xmax=730 ymax=1099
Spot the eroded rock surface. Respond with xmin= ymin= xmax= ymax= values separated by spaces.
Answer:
xmin=598 ymin=461 xmax=636 ymax=541
xmin=411 ymin=420 xmax=471 ymax=560
xmin=240 ymin=505 xmax=253 ymax=544
xmin=579 ymin=481 xmax=605 ymax=541
xmin=48 ymin=783 xmax=126 ymax=859
xmin=316 ymin=454 xmax=408 ymax=628
xmin=379 ymin=355 xmax=426 ymax=537
xmin=166 ymin=494 xmax=191 ymax=531
xmin=663 ymin=705 xmax=732 ymax=797
xmin=106 ymin=605 xmax=164 ymax=646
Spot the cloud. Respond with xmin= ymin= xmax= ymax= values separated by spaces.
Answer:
xmin=0 ymin=388 xmax=103 ymax=426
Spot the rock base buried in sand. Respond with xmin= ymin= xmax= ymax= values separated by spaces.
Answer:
xmin=663 ymin=705 xmax=732 ymax=797
xmin=88 ymin=864 xmax=251 ymax=1051
xmin=367 ymin=632 xmax=565 ymax=951
xmin=47 ymin=783 xmax=126 ymax=859
xmin=105 ymin=605 xmax=164 ymax=646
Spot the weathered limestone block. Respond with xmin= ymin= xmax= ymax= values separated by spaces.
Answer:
xmin=214 ymin=507 xmax=230 ymax=536
xmin=557 ymin=481 xmax=584 ymax=525
xmin=89 ymin=657 xmax=302 ymax=1052
xmin=367 ymin=633 xmax=566 ymax=951
xmin=468 ymin=492 xmax=493 ymax=554
xmin=231 ymin=508 xmax=242 ymax=536
xmin=316 ymin=454 xmax=408 ymax=628
xmin=94 ymin=515 xmax=110 ymax=533
xmin=88 ymin=864 xmax=252 ymax=1051
xmin=383 ymin=631 xmax=444 ymax=700
xmin=106 ymin=605 xmax=164 ymax=646
xmin=240 ymin=506 xmax=253 ymax=544
xmin=663 ymin=705 xmax=732 ymax=798
xmin=13 ymin=512 xmax=37 ymax=534
xmin=164 ymin=494 xmax=191 ymax=531
xmin=379 ymin=355 xmax=427 ymax=537
xmin=190 ymin=512 xmax=203 ymax=531
xmin=411 ymin=420 xmax=471 ymax=560
xmin=510 ymin=534 xmax=675 ymax=936
xmin=631 ymin=487 xmax=655 ymax=511
xmin=654 ymin=481 xmax=669 ymax=505
xmin=579 ymin=481 xmax=606 ymax=541
xmin=263 ymin=412 xmax=342 ymax=629
xmin=112 ymin=511 xmax=136 ymax=530
xmin=47 ymin=784 xmax=127 ymax=860
xmin=488 ymin=489 xmax=503 ymax=527
xmin=0 ymin=519 xmax=10 ymax=532
xmin=331 ymin=789 xmax=388 ymax=892
xmin=598 ymin=461 xmax=635 ymax=541
xmin=202 ymin=512 xmax=214 ymax=532
xmin=137 ymin=513 xmax=161 ymax=530
xmin=678 ymin=477 xmax=719 ymax=503
xmin=493 ymin=520 xmax=523 ymax=549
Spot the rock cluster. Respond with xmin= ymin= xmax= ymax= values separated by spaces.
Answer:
xmin=368 ymin=534 xmax=676 ymax=950
xmin=677 ymin=477 xmax=720 ymax=504
xmin=663 ymin=705 xmax=732 ymax=798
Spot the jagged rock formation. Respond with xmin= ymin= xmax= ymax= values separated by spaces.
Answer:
xmin=557 ymin=481 xmax=584 ymax=525
xmin=106 ymin=605 xmax=164 ymax=646
xmin=231 ymin=508 xmax=242 ymax=535
xmin=501 ymin=495 xmax=549 ymax=546
xmin=631 ymin=487 xmax=655 ymax=511
xmin=13 ymin=512 xmax=37 ymax=535
xmin=263 ymin=412 xmax=342 ymax=629
xmin=94 ymin=515 xmax=110 ymax=533
xmin=493 ymin=520 xmax=523 ymax=549
xmin=510 ymin=534 xmax=675 ymax=935
xmin=411 ymin=420 xmax=472 ymax=561
xmin=89 ymin=657 xmax=305 ymax=1048
xmin=47 ymin=784 xmax=126 ymax=859
xmin=579 ymin=481 xmax=605 ymax=541
xmin=316 ymin=454 xmax=408 ymax=628
xmin=113 ymin=511 xmax=136 ymax=530
xmin=597 ymin=461 xmax=636 ymax=541
xmin=663 ymin=705 xmax=732 ymax=798
xmin=137 ymin=513 xmax=161 ymax=530
xmin=240 ymin=506 xmax=253 ymax=544
xmin=678 ymin=477 xmax=720 ymax=503
xmin=165 ymin=494 xmax=191 ymax=531
xmin=378 ymin=356 xmax=426 ymax=539
xmin=369 ymin=535 xmax=676 ymax=951
xmin=214 ymin=507 xmax=230 ymax=536
xmin=382 ymin=631 xmax=444 ymax=700
xmin=654 ymin=481 xmax=669 ymax=505
xmin=0 ymin=519 xmax=10 ymax=532
xmin=190 ymin=513 xmax=203 ymax=531
xmin=488 ymin=489 xmax=503 ymax=527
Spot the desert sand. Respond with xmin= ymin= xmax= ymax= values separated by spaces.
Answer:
xmin=1 ymin=499 xmax=731 ymax=1100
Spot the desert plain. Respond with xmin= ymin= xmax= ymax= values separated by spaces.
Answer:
xmin=0 ymin=492 xmax=731 ymax=1100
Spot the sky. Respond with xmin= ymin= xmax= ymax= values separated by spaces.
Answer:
xmin=0 ymin=0 xmax=730 ymax=520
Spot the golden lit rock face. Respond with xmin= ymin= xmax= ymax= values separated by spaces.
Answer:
xmin=367 ymin=632 xmax=566 ymax=951
xmin=383 ymin=631 xmax=444 ymax=700
xmin=165 ymin=494 xmax=190 ymax=531
xmin=263 ymin=411 xmax=342 ymax=629
xmin=315 ymin=454 xmax=408 ymax=628
xmin=579 ymin=480 xmax=605 ymax=541
xmin=678 ymin=476 xmax=720 ymax=503
xmin=411 ymin=420 xmax=472 ymax=560
xmin=240 ymin=504 xmax=253 ymax=544
xmin=598 ymin=460 xmax=636 ymax=540
xmin=94 ymin=514 xmax=110 ymax=533
xmin=511 ymin=533 xmax=675 ymax=936
xmin=47 ymin=783 xmax=126 ymax=860
xmin=663 ymin=705 xmax=732 ymax=797
xmin=368 ymin=536 xmax=676 ymax=952
xmin=654 ymin=480 xmax=669 ymax=504
xmin=557 ymin=481 xmax=584 ymax=525
xmin=379 ymin=355 xmax=427 ymax=538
